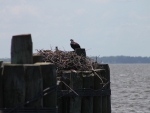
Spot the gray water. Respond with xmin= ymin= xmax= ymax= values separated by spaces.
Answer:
xmin=110 ymin=64 xmax=150 ymax=113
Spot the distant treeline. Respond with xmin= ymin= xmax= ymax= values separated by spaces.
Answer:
xmin=90 ymin=56 xmax=150 ymax=64
xmin=1 ymin=56 xmax=150 ymax=64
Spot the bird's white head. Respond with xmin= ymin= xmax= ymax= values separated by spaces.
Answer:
xmin=55 ymin=46 xmax=58 ymax=49
xmin=70 ymin=39 xmax=74 ymax=42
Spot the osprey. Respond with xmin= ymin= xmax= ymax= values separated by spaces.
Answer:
xmin=70 ymin=39 xmax=81 ymax=50
xmin=55 ymin=46 xmax=59 ymax=52
xmin=55 ymin=46 xmax=62 ymax=53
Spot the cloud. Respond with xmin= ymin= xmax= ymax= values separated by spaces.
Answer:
xmin=0 ymin=2 xmax=41 ymax=32
xmin=129 ymin=11 xmax=150 ymax=21
xmin=12 ymin=6 xmax=36 ymax=16
xmin=75 ymin=9 xmax=86 ymax=15
xmin=0 ymin=1 xmax=39 ymax=22
xmin=86 ymin=0 xmax=110 ymax=3
xmin=101 ymin=9 xmax=117 ymax=20
xmin=86 ymin=0 xmax=143 ymax=3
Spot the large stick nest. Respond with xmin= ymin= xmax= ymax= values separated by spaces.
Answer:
xmin=36 ymin=48 xmax=100 ymax=76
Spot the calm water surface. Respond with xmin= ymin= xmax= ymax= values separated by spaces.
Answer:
xmin=110 ymin=64 xmax=150 ymax=113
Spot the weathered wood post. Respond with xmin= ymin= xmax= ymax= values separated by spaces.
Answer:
xmin=33 ymin=54 xmax=42 ymax=63
xmin=59 ymin=71 xmax=83 ymax=113
xmin=69 ymin=71 xmax=83 ymax=113
xmin=81 ymin=71 xmax=94 ymax=113
xmin=101 ymin=69 xmax=108 ymax=113
xmin=24 ymin=64 xmax=43 ymax=107
xmin=11 ymin=34 xmax=33 ymax=64
xmin=94 ymin=64 xmax=111 ymax=113
xmin=75 ymin=48 xmax=86 ymax=57
xmin=100 ymin=64 xmax=111 ymax=113
xmin=57 ymin=77 xmax=63 ymax=113
xmin=59 ymin=71 xmax=71 ymax=113
xmin=35 ymin=62 xmax=57 ymax=108
xmin=74 ymin=48 xmax=87 ymax=113
xmin=93 ymin=69 xmax=105 ymax=113
xmin=0 ymin=61 xmax=3 ymax=67
xmin=0 ymin=67 xmax=3 ymax=108
xmin=3 ymin=64 xmax=25 ymax=108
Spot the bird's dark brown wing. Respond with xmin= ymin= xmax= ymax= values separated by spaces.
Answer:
xmin=70 ymin=42 xmax=81 ymax=50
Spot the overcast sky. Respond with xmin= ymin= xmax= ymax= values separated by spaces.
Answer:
xmin=0 ymin=0 xmax=150 ymax=58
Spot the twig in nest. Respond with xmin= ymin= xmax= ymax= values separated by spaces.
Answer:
xmin=89 ymin=60 xmax=104 ymax=84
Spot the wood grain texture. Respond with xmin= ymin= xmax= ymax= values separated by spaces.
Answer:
xmin=3 ymin=64 xmax=25 ymax=108
xmin=11 ymin=34 xmax=33 ymax=64
xmin=35 ymin=62 xmax=57 ymax=108
xmin=81 ymin=72 xmax=94 ymax=113
xmin=33 ymin=54 xmax=42 ymax=63
xmin=0 ymin=67 xmax=3 ymax=108
xmin=69 ymin=71 xmax=83 ymax=113
xmin=24 ymin=64 xmax=43 ymax=107
xmin=75 ymin=48 xmax=86 ymax=57
xmin=93 ymin=70 xmax=103 ymax=113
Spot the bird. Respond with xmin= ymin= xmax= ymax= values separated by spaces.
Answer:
xmin=70 ymin=39 xmax=81 ymax=50
xmin=55 ymin=46 xmax=59 ymax=52
xmin=55 ymin=46 xmax=62 ymax=53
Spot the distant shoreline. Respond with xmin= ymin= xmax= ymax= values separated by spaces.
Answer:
xmin=91 ymin=56 xmax=150 ymax=64
xmin=1 ymin=56 xmax=150 ymax=64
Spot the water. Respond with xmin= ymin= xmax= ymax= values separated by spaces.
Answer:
xmin=110 ymin=64 xmax=150 ymax=113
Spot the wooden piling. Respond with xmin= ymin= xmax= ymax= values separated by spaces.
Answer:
xmin=0 ymin=67 xmax=3 ymax=108
xmin=81 ymin=71 xmax=94 ymax=113
xmin=3 ymin=64 xmax=25 ymax=108
xmin=0 ymin=61 xmax=3 ymax=67
xmin=69 ymin=71 xmax=83 ymax=113
xmin=95 ymin=64 xmax=111 ymax=113
xmin=75 ymin=48 xmax=86 ymax=69
xmin=60 ymin=71 xmax=83 ymax=113
xmin=11 ymin=34 xmax=33 ymax=64
xmin=57 ymin=77 xmax=63 ymax=113
xmin=33 ymin=54 xmax=42 ymax=63
xmin=61 ymin=71 xmax=71 ymax=113
xmin=101 ymin=69 xmax=108 ymax=113
xmin=93 ymin=69 xmax=105 ymax=113
xmin=100 ymin=64 xmax=111 ymax=113
xmin=75 ymin=48 xmax=86 ymax=57
xmin=24 ymin=64 xmax=43 ymax=107
xmin=35 ymin=62 xmax=57 ymax=108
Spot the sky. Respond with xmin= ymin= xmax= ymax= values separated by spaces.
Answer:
xmin=0 ymin=0 xmax=150 ymax=58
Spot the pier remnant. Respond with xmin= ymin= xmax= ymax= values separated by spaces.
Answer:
xmin=35 ymin=62 xmax=57 ymax=108
xmin=11 ymin=34 xmax=33 ymax=64
xmin=3 ymin=64 xmax=25 ymax=108
xmin=24 ymin=64 xmax=43 ymax=107
xmin=0 ymin=67 xmax=3 ymax=108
